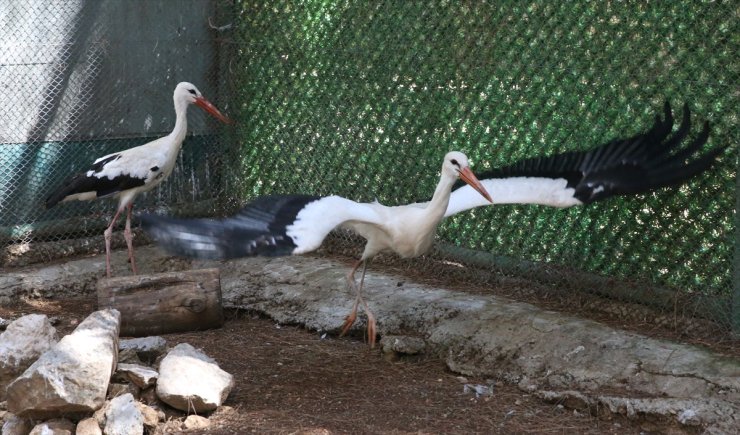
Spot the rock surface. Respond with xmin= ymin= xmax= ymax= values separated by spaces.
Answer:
xmin=104 ymin=393 xmax=143 ymax=435
xmin=380 ymin=335 xmax=426 ymax=355
xmin=29 ymin=418 xmax=75 ymax=435
xmin=1 ymin=414 xmax=32 ymax=435
xmin=181 ymin=414 xmax=210 ymax=430
xmin=135 ymin=403 xmax=161 ymax=431
xmin=118 ymin=337 xmax=167 ymax=364
xmin=75 ymin=417 xmax=103 ymax=435
xmin=115 ymin=364 xmax=158 ymax=389
xmin=156 ymin=343 xmax=233 ymax=413
xmin=5 ymin=310 xmax=120 ymax=419
xmin=0 ymin=314 xmax=57 ymax=400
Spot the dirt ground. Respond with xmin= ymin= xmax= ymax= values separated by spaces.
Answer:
xmin=2 ymin=296 xmax=686 ymax=435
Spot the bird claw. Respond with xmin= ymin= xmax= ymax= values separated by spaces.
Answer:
xmin=339 ymin=313 xmax=356 ymax=337
xmin=366 ymin=313 xmax=377 ymax=348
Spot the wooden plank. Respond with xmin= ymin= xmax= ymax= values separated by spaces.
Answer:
xmin=97 ymin=268 xmax=223 ymax=337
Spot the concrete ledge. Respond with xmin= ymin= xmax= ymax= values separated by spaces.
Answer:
xmin=2 ymin=247 xmax=738 ymax=432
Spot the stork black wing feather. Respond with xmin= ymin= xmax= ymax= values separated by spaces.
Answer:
xmin=140 ymin=195 xmax=321 ymax=260
xmin=45 ymin=153 xmax=146 ymax=208
xmin=455 ymin=102 xmax=724 ymax=204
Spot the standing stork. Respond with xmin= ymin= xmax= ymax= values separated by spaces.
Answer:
xmin=46 ymin=82 xmax=232 ymax=278
xmin=139 ymin=102 xmax=724 ymax=347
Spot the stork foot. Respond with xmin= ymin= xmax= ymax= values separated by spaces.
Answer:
xmin=339 ymin=295 xmax=360 ymax=337
xmin=365 ymin=310 xmax=377 ymax=348
xmin=339 ymin=295 xmax=378 ymax=348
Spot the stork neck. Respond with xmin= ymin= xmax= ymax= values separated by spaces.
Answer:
xmin=426 ymin=173 xmax=456 ymax=220
xmin=169 ymin=97 xmax=190 ymax=147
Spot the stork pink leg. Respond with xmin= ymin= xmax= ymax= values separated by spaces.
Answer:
xmin=356 ymin=262 xmax=378 ymax=347
xmin=340 ymin=259 xmax=364 ymax=337
xmin=340 ymin=260 xmax=377 ymax=347
xmin=103 ymin=207 xmax=124 ymax=278
xmin=123 ymin=203 xmax=137 ymax=274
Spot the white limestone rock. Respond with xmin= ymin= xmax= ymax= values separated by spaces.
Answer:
xmin=115 ymin=364 xmax=158 ymax=389
xmin=75 ymin=418 xmax=103 ymax=435
xmin=29 ymin=418 xmax=75 ymax=435
xmin=5 ymin=310 xmax=120 ymax=419
xmin=156 ymin=343 xmax=233 ymax=413
xmin=103 ymin=394 xmax=143 ymax=435
xmin=118 ymin=337 xmax=166 ymax=364
xmin=0 ymin=314 xmax=57 ymax=400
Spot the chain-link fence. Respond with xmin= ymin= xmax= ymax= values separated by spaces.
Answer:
xmin=226 ymin=1 xmax=737 ymax=337
xmin=1 ymin=1 xmax=737 ymax=339
xmin=0 ymin=0 xmax=235 ymax=250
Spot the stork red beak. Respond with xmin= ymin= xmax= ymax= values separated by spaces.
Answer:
xmin=459 ymin=167 xmax=493 ymax=203
xmin=194 ymin=97 xmax=233 ymax=124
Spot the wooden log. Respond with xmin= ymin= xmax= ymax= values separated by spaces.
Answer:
xmin=97 ymin=268 xmax=223 ymax=337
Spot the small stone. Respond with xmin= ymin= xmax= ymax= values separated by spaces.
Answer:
xmin=181 ymin=415 xmax=210 ymax=430
xmin=135 ymin=403 xmax=160 ymax=430
xmin=116 ymin=348 xmax=142 ymax=365
xmin=92 ymin=401 xmax=110 ymax=427
xmin=1 ymin=414 xmax=32 ymax=435
xmin=156 ymin=343 xmax=233 ymax=413
xmin=116 ymin=364 xmax=158 ymax=389
xmin=75 ymin=418 xmax=102 ymax=435
xmin=104 ymin=393 xmax=143 ymax=435
xmin=678 ymin=409 xmax=700 ymax=426
xmin=29 ymin=418 xmax=75 ymax=434
xmin=379 ymin=335 xmax=426 ymax=355
xmin=119 ymin=337 xmax=167 ymax=364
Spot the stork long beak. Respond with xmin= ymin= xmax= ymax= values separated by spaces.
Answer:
xmin=459 ymin=167 xmax=493 ymax=203
xmin=194 ymin=97 xmax=233 ymax=124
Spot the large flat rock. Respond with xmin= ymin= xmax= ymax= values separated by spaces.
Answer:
xmin=6 ymin=309 xmax=121 ymax=419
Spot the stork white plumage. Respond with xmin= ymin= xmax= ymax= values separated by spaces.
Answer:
xmin=141 ymin=152 xmax=493 ymax=347
xmin=139 ymin=102 xmax=725 ymax=347
xmin=46 ymin=82 xmax=232 ymax=278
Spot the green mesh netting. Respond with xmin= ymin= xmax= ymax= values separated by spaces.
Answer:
xmin=228 ymin=1 xmax=737 ymax=331
xmin=1 ymin=1 xmax=737 ymax=336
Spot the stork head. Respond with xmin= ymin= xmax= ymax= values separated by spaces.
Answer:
xmin=174 ymin=82 xmax=233 ymax=124
xmin=443 ymin=151 xmax=493 ymax=203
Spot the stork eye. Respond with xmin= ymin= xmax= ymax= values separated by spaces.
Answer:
xmin=188 ymin=89 xmax=197 ymax=95
xmin=450 ymin=159 xmax=460 ymax=167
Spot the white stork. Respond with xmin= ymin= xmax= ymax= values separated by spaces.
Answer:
xmin=46 ymin=82 xmax=232 ymax=278
xmin=139 ymin=102 xmax=724 ymax=347
xmin=142 ymin=151 xmax=493 ymax=347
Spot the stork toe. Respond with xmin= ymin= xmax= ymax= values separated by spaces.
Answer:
xmin=365 ymin=310 xmax=377 ymax=348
